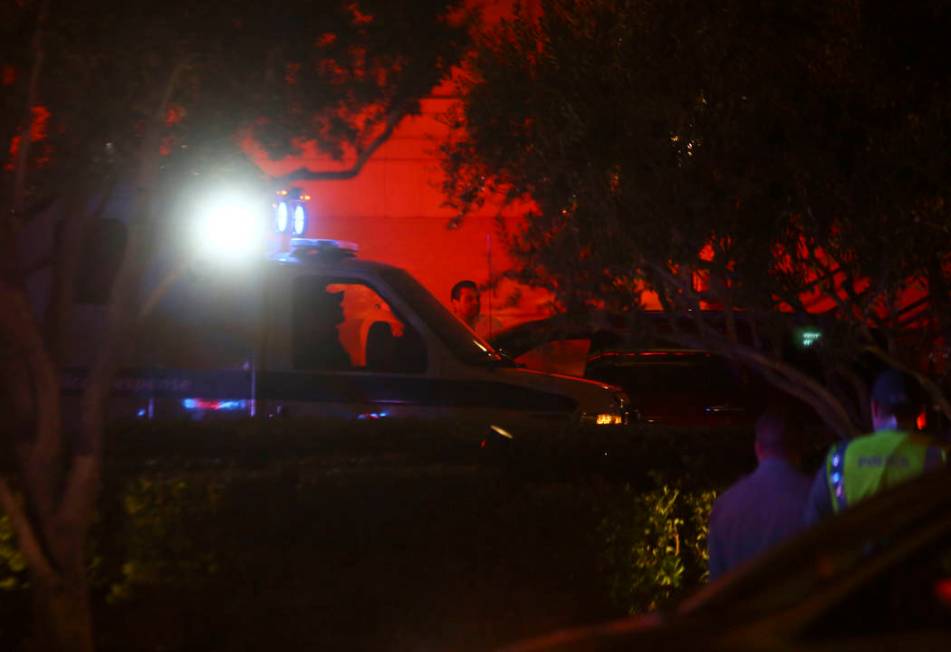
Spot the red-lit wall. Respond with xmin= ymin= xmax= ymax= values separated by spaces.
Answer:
xmin=248 ymin=2 xmax=550 ymax=329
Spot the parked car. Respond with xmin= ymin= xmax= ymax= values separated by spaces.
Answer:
xmin=490 ymin=313 xmax=950 ymax=441
xmin=489 ymin=314 xmax=765 ymax=429
xmin=503 ymin=464 xmax=951 ymax=651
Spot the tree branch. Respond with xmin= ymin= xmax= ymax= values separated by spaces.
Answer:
xmin=0 ymin=280 xmax=63 ymax=541
xmin=0 ymin=475 xmax=56 ymax=583
xmin=277 ymin=109 xmax=406 ymax=183
xmin=865 ymin=345 xmax=951 ymax=425
xmin=62 ymin=61 xmax=186 ymax=530
xmin=44 ymin=177 xmax=117 ymax=366
xmin=708 ymin=239 xmax=738 ymax=345
xmin=648 ymin=260 xmax=858 ymax=438
xmin=803 ymin=245 xmax=882 ymax=361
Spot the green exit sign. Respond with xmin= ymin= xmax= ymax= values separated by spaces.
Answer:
xmin=799 ymin=329 xmax=822 ymax=348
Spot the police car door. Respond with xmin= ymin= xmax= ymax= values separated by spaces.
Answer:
xmin=259 ymin=272 xmax=430 ymax=420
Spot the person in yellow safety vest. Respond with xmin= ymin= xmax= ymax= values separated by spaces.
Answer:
xmin=804 ymin=370 xmax=948 ymax=525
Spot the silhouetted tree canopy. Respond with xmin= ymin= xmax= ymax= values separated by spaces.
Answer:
xmin=2 ymin=0 xmax=471 ymax=212
xmin=443 ymin=0 xmax=951 ymax=437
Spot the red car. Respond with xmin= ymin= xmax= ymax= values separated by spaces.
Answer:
xmin=490 ymin=316 xmax=762 ymax=429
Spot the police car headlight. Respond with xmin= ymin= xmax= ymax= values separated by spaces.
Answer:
xmin=581 ymin=392 xmax=630 ymax=426
xmin=597 ymin=413 xmax=625 ymax=425
xmin=580 ymin=411 xmax=625 ymax=426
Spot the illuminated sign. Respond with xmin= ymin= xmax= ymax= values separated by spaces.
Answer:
xmin=799 ymin=329 xmax=822 ymax=348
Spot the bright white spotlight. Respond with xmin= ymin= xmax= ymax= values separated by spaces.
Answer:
xmin=276 ymin=201 xmax=289 ymax=233
xmin=192 ymin=191 xmax=265 ymax=262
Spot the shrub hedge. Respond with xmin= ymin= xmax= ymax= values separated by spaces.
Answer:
xmin=1 ymin=418 xmax=763 ymax=644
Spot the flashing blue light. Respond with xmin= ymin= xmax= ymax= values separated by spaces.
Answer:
xmin=293 ymin=205 xmax=307 ymax=235
xmin=276 ymin=202 xmax=289 ymax=233
xmin=137 ymin=408 xmax=147 ymax=418
xmin=182 ymin=398 xmax=248 ymax=412
xmin=357 ymin=410 xmax=389 ymax=420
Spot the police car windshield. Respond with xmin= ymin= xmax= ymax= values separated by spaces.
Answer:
xmin=379 ymin=268 xmax=506 ymax=366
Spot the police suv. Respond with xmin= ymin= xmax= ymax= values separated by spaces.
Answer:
xmin=91 ymin=237 xmax=629 ymax=435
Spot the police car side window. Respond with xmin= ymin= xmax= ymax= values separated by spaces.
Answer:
xmin=292 ymin=277 xmax=426 ymax=373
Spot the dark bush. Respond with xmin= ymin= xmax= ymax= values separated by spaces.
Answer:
xmin=2 ymin=418 xmax=764 ymax=648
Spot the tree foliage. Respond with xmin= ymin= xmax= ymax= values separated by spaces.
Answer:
xmin=1 ymin=2 xmax=469 ymax=649
xmin=3 ymin=0 xmax=471 ymax=202
xmin=443 ymin=0 xmax=951 ymax=437
xmin=599 ymin=477 xmax=715 ymax=614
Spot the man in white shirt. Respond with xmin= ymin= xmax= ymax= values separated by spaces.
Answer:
xmin=450 ymin=279 xmax=503 ymax=339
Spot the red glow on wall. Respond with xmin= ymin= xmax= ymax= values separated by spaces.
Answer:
xmin=245 ymin=82 xmax=553 ymax=328
xmin=236 ymin=1 xmax=554 ymax=328
xmin=5 ymin=135 xmax=20 ymax=171
xmin=29 ymin=105 xmax=50 ymax=142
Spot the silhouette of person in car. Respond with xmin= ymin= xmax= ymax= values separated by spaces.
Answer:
xmin=294 ymin=289 xmax=352 ymax=370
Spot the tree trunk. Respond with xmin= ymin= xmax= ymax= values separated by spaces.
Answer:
xmin=30 ymin=573 xmax=95 ymax=652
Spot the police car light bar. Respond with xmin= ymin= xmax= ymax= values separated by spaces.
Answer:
xmin=182 ymin=398 xmax=249 ymax=412
xmin=274 ymin=188 xmax=311 ymax=236
xmin=289 ymin=238 xmax=359 ymax=256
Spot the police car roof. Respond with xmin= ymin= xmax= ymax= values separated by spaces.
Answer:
xmin=268 ymin=238 xmax=399 ymax=275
